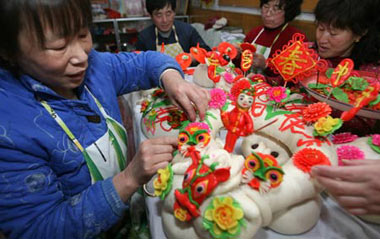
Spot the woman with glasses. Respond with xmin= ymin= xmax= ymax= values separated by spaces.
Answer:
xmin=136 ymin=0 xmax=211 ymax=58
xmin=243 ymin=0 xmax=305 ymax=84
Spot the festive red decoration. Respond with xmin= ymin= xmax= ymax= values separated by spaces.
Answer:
xmin=240 ymin=42 xmax=257 ymax=53
xmin=230 ymin=79 xmax=252 ymax=99
xmin=241 ymin=49 xmax=253 ymax=73
xmin=302 ymin=102 xmax=332 ymax=123
xmin=176 ymin=53 xmax=192 ymax=71
xmin=331 ymin=132 xmax=358 ymax=144
xmin=190 ymin=43 xmax=207 ymax=64
xmin=330 ymin=58 xmax=354 ymax=87
xmin=293 ymin=148 xmax=331 ymax=173
xmin=268 ymin=33 xmax=327 ymax=83
xmin=217 ymin=42 xmax=237 ymax=60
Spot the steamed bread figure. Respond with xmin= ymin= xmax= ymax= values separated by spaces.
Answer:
xmin=221 ymin=79 xmax=255 ymax=152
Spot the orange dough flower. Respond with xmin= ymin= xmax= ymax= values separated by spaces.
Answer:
xmin=302 ymin=102 xmax=332 ymax=123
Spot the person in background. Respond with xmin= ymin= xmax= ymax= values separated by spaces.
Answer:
xmin=313 ymin=0 xmax=380 ymax=74
xmin=312 ymin=0 xmax=380 ymax=136
xmin=0 ymin=0 xmax=209 ymax=238
xmin=135 ymin=0 xmax=211 ymax=58
xmin=311 ymin=0 xmax=380 ymax=219
xmin=241 ymin=0 xmax=306 ymax=84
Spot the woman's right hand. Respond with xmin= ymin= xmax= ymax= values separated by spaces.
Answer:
xmin=113 ymin=136 xmax=178 ymax=202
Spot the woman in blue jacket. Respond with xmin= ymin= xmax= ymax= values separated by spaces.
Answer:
xmin=0 ymin=0 xmax=209 ymax=238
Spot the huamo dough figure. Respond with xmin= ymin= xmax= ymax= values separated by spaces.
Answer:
xmin=221 ymin=78 xmax=254 ymax=153
xmin=150 ymin=82 xmax=346 ymax=239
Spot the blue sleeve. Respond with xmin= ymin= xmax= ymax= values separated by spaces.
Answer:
xmin=0 ymin=147 xmax=127 ymax=239
xmin=89 ymin=50 xmax=183 ymax=96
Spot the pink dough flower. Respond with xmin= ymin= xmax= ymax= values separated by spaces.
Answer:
xmin=208 ymin=88 xmax=227 ymax=109
xmin=372 ymin=134 xmax=380 ymax=146
xmin=331 ymin=132 xmax=358 ymax=144
xmin=337 ymin=145 xmax=365 ymax=166
xmin=266 ymin=86 xmax=288 ymax=103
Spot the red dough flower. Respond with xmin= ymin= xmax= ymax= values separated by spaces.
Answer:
xmin=331 ymin=132 xmax=358 ymax=144
xmin=302 ymin=102 xmax=332 ymax=123
xmin=230 ymin=79 xmax=252 ymax=100
xmin=293 ymin=148 xmax=331 ymax=173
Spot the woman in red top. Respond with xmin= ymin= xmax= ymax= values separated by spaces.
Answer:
xmin=243 ymin=0 xmax=306 ymax=84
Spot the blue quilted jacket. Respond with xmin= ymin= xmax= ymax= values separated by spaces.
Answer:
xmin=0 ymin=50 xmax=182 ymax=239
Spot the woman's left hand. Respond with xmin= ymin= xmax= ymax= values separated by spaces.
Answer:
xmin=311 ymin=159 xmax=380 ymax=215
xmin=161 ymin=70 xmax=210 ymax=121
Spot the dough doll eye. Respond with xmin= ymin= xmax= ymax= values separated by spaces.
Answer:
xmin=265 ymin=169 xmax=284 ymax=188
xmin=271 ymin=151 xmax=279 ymax=158
xmin=193 ymin=180 xmax=209 ymax=198
xmin=244 ymin=155 xmax=260 ymax=172
xmin=251 ymin=143 xmax=259 ymax=150
xmin=183 ymin=169 xmax=195 ymax=187
xmin=178 ymin=133 xmax=189 ymax=146
xmin=196 ymin=132 xmax=210 ymax=146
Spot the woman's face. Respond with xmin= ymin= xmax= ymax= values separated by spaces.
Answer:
xmin=261 ymin=0 xmax=285 ymax=29
xmin=17 ymin=27 xmax=92 ymax=99
xmin=151 ymin=4 xmax=175 ymax=33
xmin=316 ymin=23 xmax=361 ymax=59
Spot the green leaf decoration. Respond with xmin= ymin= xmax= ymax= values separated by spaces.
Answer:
xmin=325 ymin=68 xmax=334 ymax=78
xmin=265 ymin=104 xmax=294 ymax=120
xmin=222 ymin=101 xmax=231 ymax=112
xmin=368 ymin=137 xmax=380 ymax=154
xmin=308 ymin=83 xmax=329 ymax=89
xmin=205 ymin=112 xmax=217 ymax=130
xmin=347 ymin=77 xmax=368 ymax=91
xmin=332 ymin=87 xmax=349 ymax=103
xmin=369 ymin=95 xmax=380 ymax=106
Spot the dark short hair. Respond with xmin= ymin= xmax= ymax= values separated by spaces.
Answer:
xmin=260 ymin=0 xmax=303 ymax=23
xmin=314 ymin=0 xmax=380 ymax=67
xmin=145 ymin=0 xmax=176 ymax=15
xmin=0 ymin=0 xmax=92 ymax=72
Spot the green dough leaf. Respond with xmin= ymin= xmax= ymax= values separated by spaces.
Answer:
xmin=332 ymin=87 xmax=349 ymax=103
xmin=347 ymin=77 xmax=368 ymax=91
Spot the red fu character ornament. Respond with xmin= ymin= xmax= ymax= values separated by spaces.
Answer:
xmin=221 ymin=79 xmax=255 ymax=152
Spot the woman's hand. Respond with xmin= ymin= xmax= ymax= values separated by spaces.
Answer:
xmin=113 ymin=136 xmax=177 ymax=202
xmin=161 ymin=70 xmax=210 ymax=121
xmin=311 ymin=159 xmax=380 ymax=215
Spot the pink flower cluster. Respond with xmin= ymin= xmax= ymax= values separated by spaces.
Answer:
xmin=208 ymin=88 xmax=227 ymax=109
xmin=337 ymin=145 xmax=365 ymax=166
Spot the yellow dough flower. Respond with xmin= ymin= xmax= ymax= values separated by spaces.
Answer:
xmin=204 ymin=197 xmax=245 ymax=238
xmin=313 ymin=116 xmax=342 ymax=137
xmin=153 ymin=165 xmax=173 ymax=199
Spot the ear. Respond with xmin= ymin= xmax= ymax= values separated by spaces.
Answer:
xmin=214 ymin=167 xmax=231 ymax=182
xmin=355 ymin=29 xmax=368 ymax=43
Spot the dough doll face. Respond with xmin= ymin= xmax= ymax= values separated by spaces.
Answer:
xmin=17 ymin=27 xmax=92 ymax=99
xmin=151 ymin=4 xmax=175 ymax=33
xmin=315 ymin=22 xmax=361 ymax=59
xmin=261 ymin=0 xmax=285 ymax=29
xmin=237 ymin=93 xmax=254 ymax=109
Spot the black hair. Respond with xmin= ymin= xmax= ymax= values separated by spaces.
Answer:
xmin=0 ymin=0 xmax=92 ymax=73
xmin=314 ymin=0 xmax=380 ymax=68
xmin=260 ymin=0 xmax=303 ymax=23
xmin=145 ymin=0 xmax=176 ymax=15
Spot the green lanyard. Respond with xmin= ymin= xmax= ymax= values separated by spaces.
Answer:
xmin=39 ymin=88 xmax=128 ymax=182
xmin=40 ymin=99 xmax=104 ymax=181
